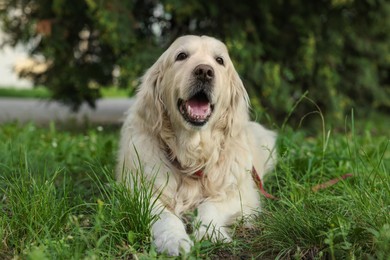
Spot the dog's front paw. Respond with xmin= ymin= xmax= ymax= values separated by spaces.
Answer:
xmin=152 ymin=212 xmax=193 ymax=256
xmin=195 ymin=224 xmax=232 ymax=243
xmin=153 ymin=228 xmax=193 ymax=256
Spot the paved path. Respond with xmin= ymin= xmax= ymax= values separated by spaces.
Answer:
xmin=0 ymin=98 xmax=134 ymax=125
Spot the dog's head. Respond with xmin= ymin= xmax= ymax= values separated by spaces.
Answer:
xmin=137 ymin=35 xmax=249 ymax=134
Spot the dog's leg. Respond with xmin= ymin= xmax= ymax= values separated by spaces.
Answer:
xmin=152 ymin=209 xmax=193 ymax=256
xmin=193 ymin=201 xmax=236 ymax=242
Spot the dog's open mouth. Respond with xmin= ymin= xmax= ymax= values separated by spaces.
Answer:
xmin=178 ymin=91 xmax=214 ymax=126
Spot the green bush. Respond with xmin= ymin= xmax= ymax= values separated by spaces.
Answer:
xmin=1 ymin=0 xmax=389 ymax=122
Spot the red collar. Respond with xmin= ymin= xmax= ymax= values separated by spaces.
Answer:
xmin=194 ymin=169 xmax=204 ymax=177
xmin=162 ymin=142 xmax=205 ymax=178
xmin=162 ymin=142 xmax=277 ymax=198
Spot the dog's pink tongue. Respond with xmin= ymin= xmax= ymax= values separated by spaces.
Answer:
xmin=186 ymin=99 xmax=211 ymax=119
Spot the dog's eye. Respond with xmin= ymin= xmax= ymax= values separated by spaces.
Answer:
xmin=176 ymin=52 xmax=188 ymax=61
xmin=216 ymin=57 xmax=224 ymax=66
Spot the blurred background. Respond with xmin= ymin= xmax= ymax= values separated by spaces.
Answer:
xmin=0 ymin=0 xmax=389 ymax=126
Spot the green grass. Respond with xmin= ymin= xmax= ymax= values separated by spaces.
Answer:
xmin=0 ymin=113 xmax=389 ymax=259
xmin=0 ymin=86 xmax=130 ymax=99
xmin=0 ymin=87 xmax=51 ymax=98
xmin=100 ymin=86 xmax=132 ymax=98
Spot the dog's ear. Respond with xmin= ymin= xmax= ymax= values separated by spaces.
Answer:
xmin=224 ymin=66 xmax=250 ymax=136
xmin=134 ymin=55 xmax=166 ymax=133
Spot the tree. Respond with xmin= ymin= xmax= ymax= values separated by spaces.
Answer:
xmin=1 ymin=0 xmax=389 ymax=123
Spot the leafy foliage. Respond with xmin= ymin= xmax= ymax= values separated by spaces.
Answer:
xmin=0 ymin=0 xmax=389 ymax=121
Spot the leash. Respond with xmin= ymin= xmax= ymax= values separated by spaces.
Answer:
xmin=252 ymin=167 xmax=354 ymax=200
xmin=251 ymin=167 xmax=279 ymax=200
xmin=311 ymin=173 xmax=353 ymax=192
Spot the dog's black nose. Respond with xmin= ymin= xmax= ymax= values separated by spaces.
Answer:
xmin=193 ymin=64 xmax=214 ymax=82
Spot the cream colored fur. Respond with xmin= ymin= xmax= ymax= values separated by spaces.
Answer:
xmin=117 ymin=35 xmax=277 ymax=256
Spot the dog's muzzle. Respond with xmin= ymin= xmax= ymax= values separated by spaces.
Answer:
xmin=177 ymin=64 xmax=215 ymax=126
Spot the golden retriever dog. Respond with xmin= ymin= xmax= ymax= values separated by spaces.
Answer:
xmin=117 ymin=35 xmax=276 ymax=256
